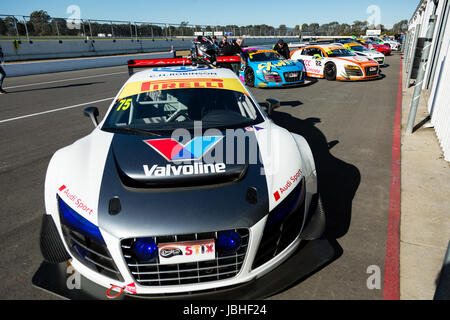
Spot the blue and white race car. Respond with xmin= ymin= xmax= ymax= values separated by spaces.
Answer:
xmin=239 ymin=47 xmax=307 ymax=88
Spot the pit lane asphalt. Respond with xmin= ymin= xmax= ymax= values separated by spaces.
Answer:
xmin=0 ymin=55 xmax=401 ymax=299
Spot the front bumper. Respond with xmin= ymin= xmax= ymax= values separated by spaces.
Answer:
xmin=255 ymin=70 xmax=306 ymax=88
xmin=32 ymin=238 xmax=338 ymax=300
xmin=58 ymin=215 xmax=305 ymax=296
xmin=336 ymin=74 xmax=384 ymax=81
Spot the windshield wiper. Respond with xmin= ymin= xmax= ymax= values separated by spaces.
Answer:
xmin=102 ymin=127 xmax=162 ymax=136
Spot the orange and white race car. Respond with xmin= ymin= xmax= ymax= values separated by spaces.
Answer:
xmin=290 ymin=44 xmax=381 ymax=81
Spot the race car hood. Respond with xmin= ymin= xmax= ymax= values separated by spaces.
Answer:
xmin=111 ymin=134 xmax=247 ymax=187
xmin=333 ymin=55 xmax=379 ymax=67
xmin=48 ymin=123 xmax=310 ymax=239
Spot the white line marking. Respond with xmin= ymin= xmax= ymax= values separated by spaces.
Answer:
xmin=3 ymin=71 xmax=127 ymax=89
xmin=0 ymin=97 xmax=114 ymax=124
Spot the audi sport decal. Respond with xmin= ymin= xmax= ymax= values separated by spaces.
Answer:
xmin=58 ymin=185 xmax=94 ymax=215
xmin=118 ymin=78 xmax=247 ymax=99
xmin=273 ymin=169 xmax=303 ymax=201
xmin=144 ymin=136 xmax=223 ymax=161
xmin=158 ymin=239 xmax=215 ymax=265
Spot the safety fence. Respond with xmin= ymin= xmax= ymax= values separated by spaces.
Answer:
xmin=0 ymin=14 xmax=301 ymax=41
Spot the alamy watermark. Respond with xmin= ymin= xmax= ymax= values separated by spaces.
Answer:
xmin=366 ymin=265 xmax=381 ymax=290
xmin=66 ymin=5 xmax=81 ymax=30
xmin=367 ymin=5 xmax=382 ymax=28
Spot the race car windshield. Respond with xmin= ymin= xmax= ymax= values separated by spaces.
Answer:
xmin=326 ymin=48 xmax=355 ymax=57
xmin=249 ymin=51 xmax=284 ymax=62
xmin=102 ymin=88 xmax=264 ymax=132
xmin=351 ymin=45 xmax=368 ymax=52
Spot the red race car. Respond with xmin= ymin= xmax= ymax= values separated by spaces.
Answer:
xmin=356 ymin=39 xmax=391 ymax=56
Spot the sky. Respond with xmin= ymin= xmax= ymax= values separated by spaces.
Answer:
xmin=2 ymin=0 xmax=418 ymax=28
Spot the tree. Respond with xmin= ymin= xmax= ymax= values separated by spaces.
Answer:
xmin=309 ymin=23 xmax=320 ymax=35
xmin=278 ymin=24 xmax=287 ymax=36
xmin=351 ymin=20 xmax=368 ymax=36
xmin=30 ymin=10 xmax=52 ymax=36
xmin=392 ymin=20 xmax=408 ymax=34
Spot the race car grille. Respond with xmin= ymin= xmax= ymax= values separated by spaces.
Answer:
xmin=61 ymin=225 xmax=124 ymax=281
xmin=283 ymin=71 xmax=302 ymax=82
xmin=121 ymin=229 xmax=249 ymax=287
xmin=252 ymin=179 xmax=305 ymax=269
xmin=365 ymin=66 xmax=379 ymax=76
xmin=344 ymin=67 xmax=363 ymax=77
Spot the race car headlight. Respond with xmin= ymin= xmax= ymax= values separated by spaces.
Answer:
xmin=345 ymin=65 xmax=360 ymax=70
xmin=262 ymin=69 xmax=278 ymax=76
xmin=58 ymin=196 xmax=105 ymax=244
xmin=262 ymin=70 xmax=280 ymax=82
xmin=132 ymin=238 xmax=158 ymax=261
xmin=216 ymin=230 xmax=242 ymax=254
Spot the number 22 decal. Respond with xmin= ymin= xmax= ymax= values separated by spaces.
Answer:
xmin=117 ymin=98 xmax=131 ymax=111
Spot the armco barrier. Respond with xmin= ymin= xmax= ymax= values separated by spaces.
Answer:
xmin=1 ymin=37 xmax=299 ymax=62
xmin=3 ymin=51 xmax=175 ymax=77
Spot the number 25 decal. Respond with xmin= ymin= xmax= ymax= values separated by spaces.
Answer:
xmin=117 ymin=98 xmax=131 ymax=111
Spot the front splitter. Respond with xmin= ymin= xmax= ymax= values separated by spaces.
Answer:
xmin=32 ymin=238 xmax=339 ymax=300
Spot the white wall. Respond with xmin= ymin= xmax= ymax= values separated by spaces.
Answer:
xmin=409 ymin=0 xmax=450 ymax=161
xmin=0 ymin=37 xmax=299 ymax=62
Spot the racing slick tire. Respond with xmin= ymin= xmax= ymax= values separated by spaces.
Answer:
xmin=324 ymin=62 xmax=337 ymax=81
xmin=244 ymin=67 xmax=255 ymax=87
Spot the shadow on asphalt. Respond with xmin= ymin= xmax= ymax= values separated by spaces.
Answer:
xmin=265 ymin=110 xmax=361 ymax=296
xmin=270 ymin=111 xmax=361 ymax=240
xmin=9 ymin=82 xmax=104 ymax=94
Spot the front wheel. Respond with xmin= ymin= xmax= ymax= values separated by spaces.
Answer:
xmin=244 ymin=67 xmax=255 ymax=87
xmin=324 ymin=63 xmax=337 ymax=81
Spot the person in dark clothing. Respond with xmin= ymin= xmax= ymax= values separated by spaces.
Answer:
xmin=212 ymin=36 xmax=218 ymax=46
xmin=218 ymin=36 xmax=230 ymax=52
xmin=0 ymin=45 xmax=6 ymax=95
xmin=218 ymin=38 xmax=246 ymax=74
xmin=220 ymin=38 xmax=245 ymax=63
xmin=273 ymin=39 xmax=290 ymax=59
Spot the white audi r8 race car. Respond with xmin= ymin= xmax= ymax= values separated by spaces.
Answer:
xmin=339 ymin=43 xmax=386 ymax=66
xmin=36 ymin=57 xmax=327 ymax=299
xmin=290 ymin=44 xmax=381 ymax=81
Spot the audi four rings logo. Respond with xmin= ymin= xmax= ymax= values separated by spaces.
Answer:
xmin=160 ymin=247 xmax=183 ymax=258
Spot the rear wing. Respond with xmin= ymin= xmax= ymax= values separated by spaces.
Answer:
xmin=128 ymin=58 xmax=192 ymax=75
xmin=288 ymin=42 xmax=308 ymax=50
xmin=127 ymin=55 xmax=242 ymax=76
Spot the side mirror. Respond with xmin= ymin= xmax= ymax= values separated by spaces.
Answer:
xmin=84 ymin=106 xmax=99 ymax=127
xmin=264 ymin=98 xmax=280 ymax=117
